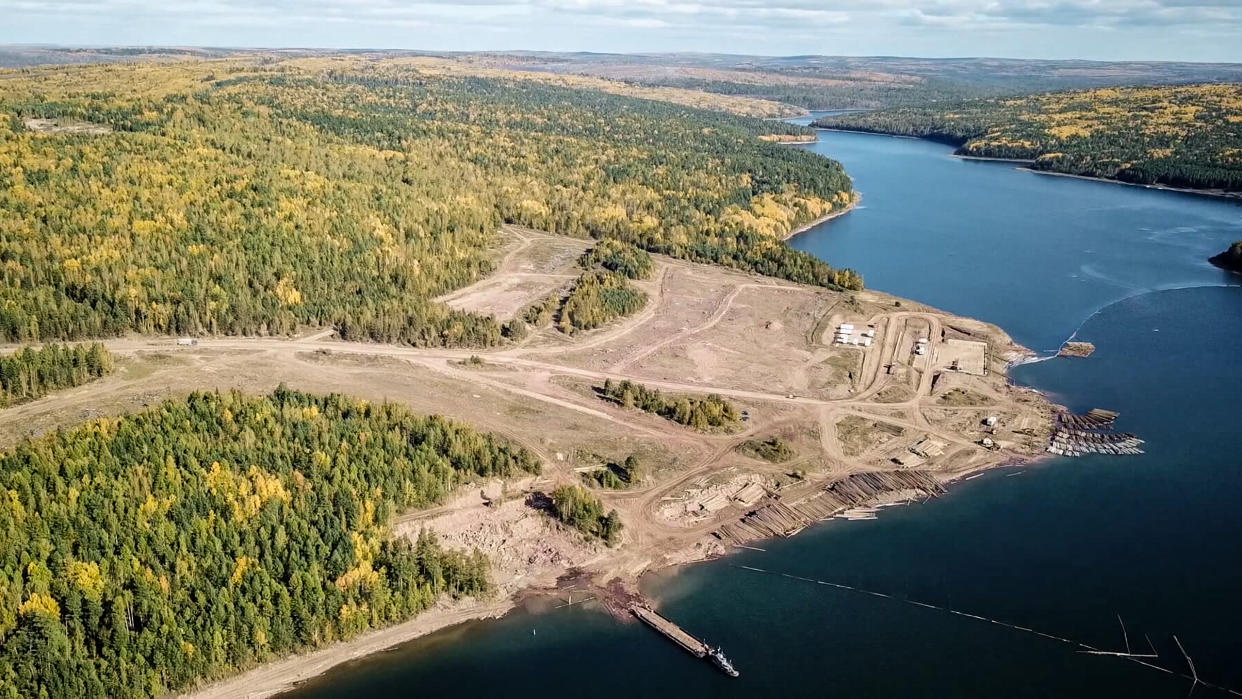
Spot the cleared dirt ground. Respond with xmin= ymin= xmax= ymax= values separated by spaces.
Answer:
xmin=436 ymin=225 xmax=589 ymax=320
xmin=0 ymin=228 xmax=1055 ymax=699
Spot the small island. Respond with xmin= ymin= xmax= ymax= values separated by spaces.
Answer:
xmin=1209 ymin=241 xmax=1242 ymax=274
xmin=1059 ymin=341 xmax=1096 ymax=358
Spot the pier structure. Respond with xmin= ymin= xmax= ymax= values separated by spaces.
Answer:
xmin=630 ymin=605 xmax=709 ymax=658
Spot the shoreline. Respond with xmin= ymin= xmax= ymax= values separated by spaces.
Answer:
xmin=951 ymin=154 xmax=1035 ymax=165
xmin=1014 ymin=166 xmax=1242 ymax=202
xmin=194 ymin=442 xmax=1045 ymax=699
xmin=811 ymin=128 xmax=1242 ymax=202
xmin=178 ymin=599 xmax=517 ymax=699
xmin=811 ymin=126 xmax=920 ymax=140
xmin=160 ymin=224 xmax=1047 ymax=699
xmin=782 ymin=194 xmax=860 ymax=241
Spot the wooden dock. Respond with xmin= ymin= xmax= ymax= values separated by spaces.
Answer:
xmin=630 ymin=605 xmax=709 ymax=658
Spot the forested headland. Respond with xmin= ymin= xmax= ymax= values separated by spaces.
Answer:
xmin=1210 ymin=241 xmax=1242 ymax=273
xmin=814 ymin=84 xmax=1242 ymax=192
xmin=0 ymin=57 xmax=860 ymax=348
xmin=0 ymin=342 xmax=113 ymax=408
xmin=0 ymin=386 xmax=539 ymax=698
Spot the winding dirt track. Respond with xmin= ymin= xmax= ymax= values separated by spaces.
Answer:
xmin=1 ymin=254 xmax=1048 ymax=699
xmin=85 ymin=273 xmax=972 ymax=541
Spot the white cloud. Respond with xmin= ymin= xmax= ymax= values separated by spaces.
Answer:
xmin=0 ymin=0 xmax=1239 ymax=59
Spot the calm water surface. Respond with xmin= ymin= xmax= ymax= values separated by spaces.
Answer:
xmin=287 ymin=121 xmax=1242 ymax=698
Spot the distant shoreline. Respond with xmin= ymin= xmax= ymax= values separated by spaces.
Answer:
xmin=1014 ymin=167 xmax=1242 ymax=202
xmin=814 ymin=127 xmax=1241 ymax=202
xmin=812 ymin=126 xmax=920 ymax=140
xmin=951 ymin=154 xmax=1035 ymax=165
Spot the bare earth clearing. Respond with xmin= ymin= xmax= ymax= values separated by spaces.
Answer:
xmin=0 ymin=226 xmax=1054 ymax=699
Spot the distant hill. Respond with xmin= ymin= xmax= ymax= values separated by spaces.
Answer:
xmin=814 ymin=84 xmax=1242 ymax=193
xmin=464 ymin=53 xmax=1242 ymax=110
xmin=7 ymin=48 xmax=1242 ymax=110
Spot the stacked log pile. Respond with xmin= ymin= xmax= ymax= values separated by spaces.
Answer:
xmin=713 ymin=471 xmax=944 ymax=546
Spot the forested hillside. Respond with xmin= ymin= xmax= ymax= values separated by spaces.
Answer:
xmin=0 ymin=386 xmax=539 ymax=698
xmin=0 ymin=343 xmax=113 ymax=407
xmin=815 ymin=84 xmax=1242 ymax=192
xmin=482 ymin=53 xmax=1242 ymax=112
xmin=0 ymin=57 xmax=859 ymax=347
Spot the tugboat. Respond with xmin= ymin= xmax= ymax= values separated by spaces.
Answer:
xmin=708 ymin=645 xmax=740 ymax=677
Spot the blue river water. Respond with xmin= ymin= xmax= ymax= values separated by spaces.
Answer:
xmin=286 ymin=121 xmax=1242 ymax=699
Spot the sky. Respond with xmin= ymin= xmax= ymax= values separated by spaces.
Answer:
xmin=1 ymin=0 xmax=1241 ymax=62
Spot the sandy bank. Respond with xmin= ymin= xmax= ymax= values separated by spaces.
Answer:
xmin=178 ymin=599 xmax=515 ymax=699
xmin=783 ymin=194 xmax=860 ymax=241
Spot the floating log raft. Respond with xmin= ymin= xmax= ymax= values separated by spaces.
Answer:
xmin=1046 ymin=409 xmax=1143 ymax=457
xmin=630 ymin=605 xmax=708 ymax=658
xmin=713 ymin=471 xmax=943 ymax=546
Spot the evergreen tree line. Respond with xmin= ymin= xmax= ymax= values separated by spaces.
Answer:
xmin=0 ymin=342 xmax=113 ymax=408
xmin=549 ymin=485 xmax=622 ymax=545
xmin=578 ymin=239 xmax=653 ymax=280
xmin=582 ymin=454 xmax=641 ymax=489
xmin=514 ymin=241 xmax=652 ymax=338
xmin=0 ymin=58 xmax=860 ymax=347
xmin=0 ymin=386 xmax=539 ymax=698
xmin=600 ymin=378 xmax=740 ymax=431
xmin=558 ymin=271 xmax=647 ymax=335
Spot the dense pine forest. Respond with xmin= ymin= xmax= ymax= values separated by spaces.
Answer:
xmin=0 ymin=386 xmax=539 ymax=698
xmin=600 ymin=378 xmax=740 ymax=431
xmin=578 ymin=239 xmax=653 ymax=280
xmin=0 ymin=343 xmax=113 ymax=407
xmin=815 ymin=84 xmax=1242 ymax=192
xmin=558 ymin=271 xmax=647 ymax=334
xmin=0 ymin=57 xmax=859 ymax=347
